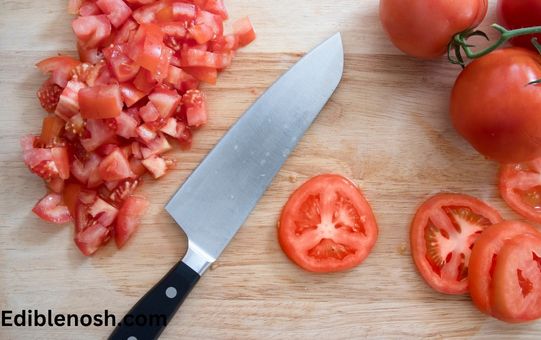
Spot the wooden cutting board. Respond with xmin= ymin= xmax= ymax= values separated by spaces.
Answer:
xmin=1 ymin=0 xmax=540 ymax=338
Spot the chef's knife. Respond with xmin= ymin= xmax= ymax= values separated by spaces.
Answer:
xmin=109 ymin=33 xmax=344 ymax=340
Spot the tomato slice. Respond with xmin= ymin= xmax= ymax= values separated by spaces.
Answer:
xmin=500 ymin=158 xmax=541 ymax=223
xmin=32 ymin=193 xmax=72 ymax=224
xmin=410 ymin=193 xmax=503 ymax=294
xmin=491 ymin=233 xmax=541 ymax=323
xmin=79 ymin=84 xmax=123 ymax=119
xmin=469 ymin=221 xmax=541 ymax=315
xmin=278 ymin=174 xmax=378 ymax=273
xmin=115 ymin=195 xmax=150 ymax=248
xmin=98 ymin=148 xmax=135 ymax=181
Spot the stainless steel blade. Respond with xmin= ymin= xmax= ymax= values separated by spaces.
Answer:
xmin=166 ymin=33 xmax=344 ymax=272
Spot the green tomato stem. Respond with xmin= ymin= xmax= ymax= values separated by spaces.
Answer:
xmin=457 ymin=24 xmax=541 ymax=59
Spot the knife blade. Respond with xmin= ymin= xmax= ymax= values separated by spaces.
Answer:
xmin=110 ymin=33 xmax=344 ymax=340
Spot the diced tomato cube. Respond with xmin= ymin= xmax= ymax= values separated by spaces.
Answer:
xmin=210 ymin=34 xmax=239 ymax=53
xmin=166 ymin=65 xmax=200 ymax=92
xmin=132 ymin=1 xmax=167 ymax=24
xmin=184 ymin=67 xmax=217 ymax=84
xmin=128 ymin=24 xmax=165 ymax=75
xmin=115 ymin=195 xmax=150 ymax=248
xmin=160 ymin=117 xmax=188 ymax=140
xmin=161 ymin=22 xmax=187 ymax=39
xmin=141 ymin=132 xmax=172 ymax=158
xmin=172 ymin=2 xmax=197 ymax=20
xmin=51 ymin=147 xmax=70 ymax=180
xmin=189 ymin=24 xmax=215 ymax=44
xmin=71 ymin=152 xmax=102 ymax=184
xmin=98 ymin=148 xmax=135 ymax=182
xmin=80 ymin=119 xmax=116 ymax=151
xmin=72 ymin=15 xmax=112 ymax=48
xmin=196 ymin=10 xmax=223 ymax=37
xmin=56 ymin=80 xmax=87 ymax=120
xmin=32 ymin=193 xmax=72 ymax=224
xmin=133 ymin=68 xmax=157 ymax=93
xmin=233 ymin=17 xmax=256 ymax=47
xmin=148 ymin=89 xmax=181 ymax=117
xmin=74 ymin=222 xmax=110 ymax=256
xmin=79 ymin=84 xmax=123 ymax=119
xmin=77 ymin=43 xmax=104 ymax=64
xmin=142 ymin=155 xmax=168 ymax=178
xmin=136 ymin=124 xmax=158 ymax=143
xmin=120 ymin=82 xmax=147 ymax=107
xmin=114 ymin=111 xmax=139 ymax=138
xmin=113 ymin=18 xmax=138 ymax=45
xmin=186 ymin=100 xmax=208 ymax=127
xmin=103 ymin=44 xmax=140 ymax=82
xmin=88 ymin=197 xmax=119 ymax=226
xmin=181 ymin=49 xmax=232 ymax=68
xmin=40 ymin=114 xmax=65 ymax=145
xmin=139 ymin=101 xmax=160 ymax=122
xmin=96 ymin=0 xmax=132 ymax=28
xmin=203 ymin=0 xmax=228 ymax=20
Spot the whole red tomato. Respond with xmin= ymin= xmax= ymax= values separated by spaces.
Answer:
xmin=379 ymin=0 xmax=488 ymax=59
xmin=498 ymin=0 xmax=541 ymax=50
xmin=450 ymin=48 xmax=541 ymax=164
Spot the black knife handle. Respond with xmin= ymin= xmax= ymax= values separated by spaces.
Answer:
xmin=109 ymin=261 xmax=200 ymax=340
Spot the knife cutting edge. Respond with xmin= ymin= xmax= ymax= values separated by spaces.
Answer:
xmin=109 ymin=32 xmax=344 ymax=340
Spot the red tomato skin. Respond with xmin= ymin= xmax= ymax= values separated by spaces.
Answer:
xmin=36 ymin=56 xmax=81 ymax=88
xmin=115 ymin=195 xmax=150 ymax=248
xmin=278 ymin=174 xmax=378 ymax=273
xmin=451 ymin=48 xmax=541 ymax=163
xmin=379 ymin=0 xmax=488 ymax=59
xmin=491 ymin=233 xmax=541 ymax=323
xmin=469 ymin=221 xmax=541 ymax=315
xmin=79 ymin=84 xmax=123 ymax=119
xmin=410 ymin=193 xmax=503 ymax=295
xmin=498 ymin=0 xmax=541 ymax=51
xmin=32 ymin=193 xmax=72 ymax=224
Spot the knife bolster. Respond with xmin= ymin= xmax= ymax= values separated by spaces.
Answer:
xmin=182 ymin=241 xmax=215 ymax=275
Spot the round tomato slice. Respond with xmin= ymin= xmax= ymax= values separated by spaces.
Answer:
xmin=410 ymin=193 xmax=503 ymax=294
xmin=278 ymin=174 xmax=378 ymax=273
xmin=500 ymin=158 xmax=541 ymax=223
xmin=469 ymin=221 xmax=541 ymax=315
xmin=492 ymin=233 xmax=541 ymax=323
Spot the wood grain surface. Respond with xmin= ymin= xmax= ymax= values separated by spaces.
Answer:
xmin=1 ymin=0 xmax=540 ymax=339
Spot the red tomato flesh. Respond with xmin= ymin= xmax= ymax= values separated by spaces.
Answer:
xmin=79 ymin=84 xmax=123 ymax=119
xmin=410 ymin=193 xmax=503 ymax=294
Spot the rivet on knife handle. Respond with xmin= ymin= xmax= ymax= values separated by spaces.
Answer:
xmin=108 ymin=259 xmax=200 ymax=340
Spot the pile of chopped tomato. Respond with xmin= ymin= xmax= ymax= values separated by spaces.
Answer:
xmin=24 ymin=0 xmax=255 ymax=256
